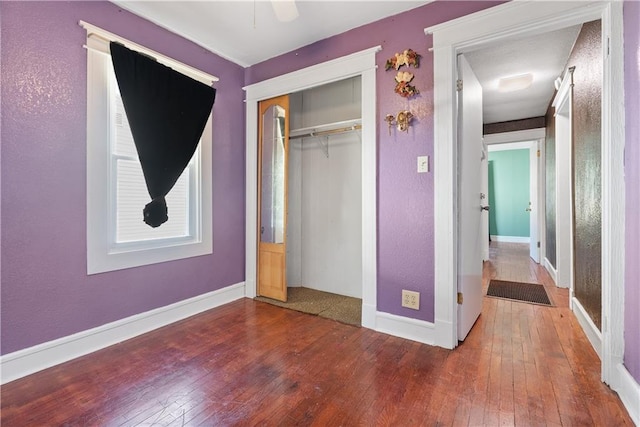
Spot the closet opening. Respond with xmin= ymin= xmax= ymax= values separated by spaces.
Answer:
xmin=256 ymin=76 xmax=363 ymax=326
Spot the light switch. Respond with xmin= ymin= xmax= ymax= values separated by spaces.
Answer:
xmin=417 ymin=156 xmax=429 ymax=173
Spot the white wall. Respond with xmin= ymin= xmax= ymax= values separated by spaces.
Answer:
xmin=286 ymin=140 xmax=303 ymax=287
xmin=286 ymin=77 xmax=363 ymax=298
xmin=300 ymin=133 xmax=362 ymax=298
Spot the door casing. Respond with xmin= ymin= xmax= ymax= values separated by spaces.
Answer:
xmin=244 ymin=46 xmax=380 ymax=328
xmin=483 ymin=134 xmax=545 ymax=263
xmin=426 ymin=1 xmax=624 ymax=388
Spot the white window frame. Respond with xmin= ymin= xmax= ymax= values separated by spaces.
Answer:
xmin=83 ymin=21 xmax=217 ymax=274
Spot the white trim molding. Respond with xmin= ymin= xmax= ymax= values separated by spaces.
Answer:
xmin=483 ymin=128 xmax=546 ymax=146
xmin=486 ymin=140 xmax=535 ymax=152
xmin=425 ymin=1 xmax=626 ymax=409
xmin=572 ymin=296 xmax=602 ymax=358
xmin=490 ymin=235 xmax=530 ymax=244
xmin=1 ymin=283 xmax=245 ymax=385
xmin=243 ymin=46 xmax=380 ymax=330
xmin=375 ymin=312 xmax=435 ymax=345
xmin=544 ymin=257 xmax=558 ymax=285
xmin=616 ymin=363 xmax=640 ymax=425
xmin=79 ymin=20 xmax=219 ymax=86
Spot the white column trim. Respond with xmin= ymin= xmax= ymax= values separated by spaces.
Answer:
xmin=599 ymin=0 xmax=626 ymax=386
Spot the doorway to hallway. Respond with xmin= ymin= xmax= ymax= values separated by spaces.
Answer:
xmin=483 ymin=241 xmax=565 ymax=307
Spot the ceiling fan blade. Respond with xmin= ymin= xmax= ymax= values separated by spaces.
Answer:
xmin=271 ymin=0 xmax=299 ymax=22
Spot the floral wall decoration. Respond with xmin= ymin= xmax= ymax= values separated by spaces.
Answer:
xmin=395 ymin=71 xmax=419 ymax=98
xmin=385 ymin=49 xmax=421 ymax=71
xmin=386 ymin=49 xmax=421 ymax=99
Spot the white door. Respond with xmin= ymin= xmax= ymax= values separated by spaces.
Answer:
xmin=529 ymin=142 xmax=540 ymax=263
xmin=457 ymin=54 xmax=484 ymax=341
xmin=481 ymin=142 xmax=490 ymax=262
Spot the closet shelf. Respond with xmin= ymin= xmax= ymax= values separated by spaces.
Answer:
xmin=289 ymin=119 xmax=362 ymax=140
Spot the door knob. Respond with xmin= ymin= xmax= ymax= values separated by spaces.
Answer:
xmin=525 ymin=207 xmax=532 ymax=212
xmin=481 ymin=205 xmax=490 ymax=211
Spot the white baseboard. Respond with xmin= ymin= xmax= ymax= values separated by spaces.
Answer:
xmin=374 ymin=311 xmax=435 ymax=345
xmin=544 ymin=257 xmax=557 ymax=284
xmin=572 ymin=296 xmax=602 ymax=358
xmin=490 ymin=235 xmax=530 ymax=243
xmin=361 ymin=303 xmax=376 ymax=329
xmin=1 ymin=282 xmax=246 ymax=385
xmin=615 ymin=362 xmax=640 ymax=425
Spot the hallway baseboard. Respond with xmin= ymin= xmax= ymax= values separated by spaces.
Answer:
xmin=616 ymin=362 xmax=640 ymax=425
xmin=572 ymin=296 xmax=602 ymax=358
xmin=544 ymin=257 xmax=558 ymax=284
xmin=490 ymin=235 xmax=530 ymax=243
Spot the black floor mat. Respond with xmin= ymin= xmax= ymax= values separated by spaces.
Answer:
xmin=486 ymin=280 xmax=552 ymax=306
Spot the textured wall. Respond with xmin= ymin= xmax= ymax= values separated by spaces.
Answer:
xmin=623 ymin=0 xmax=640 ymax=383
xmin=545 ymin=103 xmax=557 ymax=268
xmin=568 ymin=21 xmax=603 ymax=330
xmin=247 ymin=1 xmax=504 ymax=322
xmin=488 ymin=150 xmax=530 ymax=238
xmin=0 ymin=1 xmax=246 ymax=354
xmin=3 ymin=1 xmax=637 ymax=383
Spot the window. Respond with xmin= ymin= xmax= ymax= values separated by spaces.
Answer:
xmin=84 ymin=22 xmax=216 ymax=274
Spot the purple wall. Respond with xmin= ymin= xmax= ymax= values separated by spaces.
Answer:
xmin=0 ymin=1 xmax=246 ymax=355
xmin=2 ymin=0 xmax=638 ymax=385
xmin=247 ymin=1 xmax=503 ymax=322
xmin=624 ymin=1 xmax=640 ymax=383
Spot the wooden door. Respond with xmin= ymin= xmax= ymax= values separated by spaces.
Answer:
xmin=457 ymin=54 xmax=484 ymax=341
xmin=257 ymin=95 xmax=289 ymax=301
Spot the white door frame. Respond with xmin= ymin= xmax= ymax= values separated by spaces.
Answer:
xmin=553 ymin=75 xmax=575 ymax=292
xmin=484 ymin=134 xmax=544 ymax=257
xmin=244 ymin=46 xmax=380 ymax=329
xmin=426 ymin=1 xmax=624 ymax=388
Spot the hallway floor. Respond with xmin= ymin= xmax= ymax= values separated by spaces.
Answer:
xmin=0 ymin=242 xmax=633 ymax=425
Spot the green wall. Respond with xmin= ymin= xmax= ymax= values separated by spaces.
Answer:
xmin=488 ymin=149 xmax=530 ymax=237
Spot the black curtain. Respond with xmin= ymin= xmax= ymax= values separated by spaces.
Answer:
xmin=110 ymin=42 xmax=216 ymax=228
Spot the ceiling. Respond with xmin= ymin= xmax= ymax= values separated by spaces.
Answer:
xmin=111 ymin=1 xmax=432 ymax=67
xmin=465 ymin=25 xmax=581 ymax=123
xmin=111 ymin=1 xmax=582 ymax=124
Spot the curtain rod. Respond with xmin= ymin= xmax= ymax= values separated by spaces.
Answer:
xmin=79 ymin=20 xmax=219 ymax=85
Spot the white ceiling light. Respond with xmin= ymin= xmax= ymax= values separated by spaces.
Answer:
xmin=498 ymin=73 xmax=533 ymax=92
xmin=271 ymin=0 xmax=299 ymax=22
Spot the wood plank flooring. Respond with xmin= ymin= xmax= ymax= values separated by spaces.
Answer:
xmin=1 ymin=242 xmax=633 ymax=425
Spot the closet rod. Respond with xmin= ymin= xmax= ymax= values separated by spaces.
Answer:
xmin=289 ymin=124 xmax=362 ymax=140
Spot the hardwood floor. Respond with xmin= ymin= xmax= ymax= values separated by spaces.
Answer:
xmin=1 ymin=243 xmax=633 ymax=425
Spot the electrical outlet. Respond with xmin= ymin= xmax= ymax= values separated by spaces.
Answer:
xmin=402 ymin=290 xmax=420 ymax=310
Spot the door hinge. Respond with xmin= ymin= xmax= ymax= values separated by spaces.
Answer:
xmin=537 ymin=149 xmax=540 ymax=157
xmin=537 ymin=241 xmax=540 ymax=248
xmin=457 ymin=292 xmax=463 ymax=304
xmin=607 ymin=37 xmax=610 ymax=57
xmin=456 ymin=79 xmax=463 ymax=91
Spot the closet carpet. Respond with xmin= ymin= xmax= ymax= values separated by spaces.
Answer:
xmin=254 ymin=287 xmax=361 ymax=327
